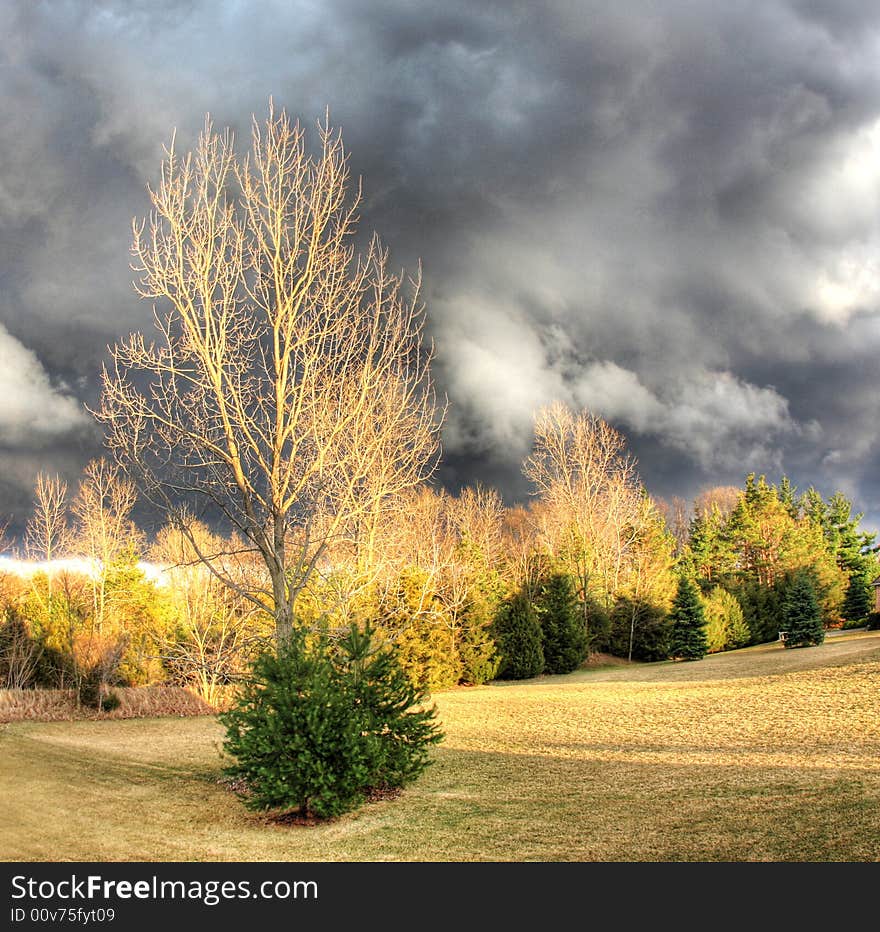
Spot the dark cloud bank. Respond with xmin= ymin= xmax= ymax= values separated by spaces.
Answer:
xmin=2 ymin=0 xmax=880 ymax=535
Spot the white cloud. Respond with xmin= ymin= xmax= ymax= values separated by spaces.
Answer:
xmin=575 ymin=363 xmax=800 ymax=470
xmin=573 ymin=361 xmax=665 ymax=432
xmin=440 ymin=292 xmax=802 ymax=473
xmin=439 ymin=298 xmax=571 ymax=454
xmin=0 ymin=325 xmax=90 ymax=445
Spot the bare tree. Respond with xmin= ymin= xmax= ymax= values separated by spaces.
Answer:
xmin=448 ymin=483 xmax=505 ymax=570
xmin=653 ymin=494 xmax=691 ymax=557
xmin=13 ymin=472 xmax=71 ymax=682
xmin=501 ymin=502 xmax=546 ymax=600
xmin=71 ymin=458 xmax=141 ymax=636
xmin=97 ymin=103 xmax=442 ymax=642
xmin=373 ymin=485 xmax=452 ymax=619
xmin=24 ymin=472 xmax=70 ymax=611
xmin=523 ymin=402 xmax=644 ymax=638
xmin=694 ymin=486 xmax=741 ymax=521
xmin=25 ymin=473 xmax=69 ymax=565
xmin=617 ymin=495 xmax=678 ymax=661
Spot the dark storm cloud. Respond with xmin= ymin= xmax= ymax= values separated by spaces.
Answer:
xmin=3 ymin=0 xmax=880 ymax=535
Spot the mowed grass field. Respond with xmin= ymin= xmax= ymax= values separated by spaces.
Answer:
xmin=3 ymin=629 xmax=880 ymax=862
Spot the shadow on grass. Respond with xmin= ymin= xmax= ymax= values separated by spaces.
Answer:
xmin=4 ymin=720 xmax=880 ymax=861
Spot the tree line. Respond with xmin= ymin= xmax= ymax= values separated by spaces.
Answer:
xmin=2 ymin=414 xmax=875 ymax=704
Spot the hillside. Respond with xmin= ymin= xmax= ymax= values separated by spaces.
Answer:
xmin=3 ymin=628 xmax=879 ymax=861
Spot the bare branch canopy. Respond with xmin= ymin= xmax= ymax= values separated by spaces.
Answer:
xmin=97 ymin=102 xmax=444 ymax=641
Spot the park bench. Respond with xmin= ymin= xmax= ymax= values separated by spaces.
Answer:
xmin=778 ymin=631 xmax=789 ymax=643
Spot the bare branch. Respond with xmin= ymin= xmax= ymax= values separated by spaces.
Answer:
xmin=96 ymin=102 xmax=443 ymax=641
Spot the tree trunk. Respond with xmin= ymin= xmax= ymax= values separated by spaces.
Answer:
xmin=272 ymin=572 xmax=293 ymax=644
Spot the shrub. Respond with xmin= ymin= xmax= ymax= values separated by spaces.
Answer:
xmin=702 ymin=587 xmax=749 ymax=653
xmin=74 ymin=633 xmax=128 ymax=706
xmin=77 ymin=669 xmax=103 ymax=710
xmin=78 ymin=676 xmax=121 ymax=712
xmin=220 ymin=623 xmax=443 ymax=820
xmin=0 ymin=611 xmax=42 ymax=689
xmin=100 ymin=691 xmax=121 ymax=713
xmin=456 ymin=593 xmax=501 ymax=686
xmin=393 ymin=613 xmax=462 ymax=693
xmin=866 ymin=612 xmax=880 ymax=631
xmin=584 ymin=596 xmax=612 ymax=653
xmin=534 ymin=573 xmax=588 ymax=674
xmin=380 ymin=568 xmax=461 ymax=691
xmin=492 ymin=591 xmax=544 ymax=680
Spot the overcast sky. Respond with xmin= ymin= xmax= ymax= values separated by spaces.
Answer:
xmin=3 ymin=0 xmax=880 ymax=537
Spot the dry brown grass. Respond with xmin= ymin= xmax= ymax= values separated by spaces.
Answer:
xmin=0 ymin=686 xmax=216 ymax=723
xmin=3 ymin=629 xmax=879 ymax=862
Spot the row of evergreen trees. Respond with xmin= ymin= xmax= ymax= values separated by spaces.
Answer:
xmin=491 ymin=565 xmax=830 ymax=679
xmin=489 ymin=473 xmax=878 ymax=680
xmin=492 ymin=574 xmax=588 ymax=679
xmin=489 ymin=573 xmax=707 ymax=676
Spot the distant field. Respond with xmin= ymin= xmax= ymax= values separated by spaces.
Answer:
xmin=3 ymin=629 xmax=880 ymax=862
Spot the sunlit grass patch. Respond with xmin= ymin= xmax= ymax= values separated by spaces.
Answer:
xmin=3 ymin=631 xmax=879 ymax=862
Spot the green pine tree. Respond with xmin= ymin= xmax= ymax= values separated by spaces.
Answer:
xmin=220 ymin=623 xmax=443 ymax=820
xmin=734 ymin=577 xmax=786 ymax=644
xmin=776 ymin=475 xmax=799 ymax=519
xmin=380 ymin=567 xmax=461 ymax=691
xmin=535 ymin=572 xmax=588 ymax=674
xmin=781 ymin=572 xmax=825 ymax=648
xmin=608 ymin=596 xmax=671 ymax=662
xmin=842 ymin=570 xmax=872 ymax=625
xmin=800 ymin=486 xmax=828 ymax=529
xmin=685 ymin=504 xmax=735 ymax=589
xmin=492 ymin=591 xmax=544 ymax=679
xmin=817 ymin=490 xmax=879 ymax=627
xmin=668 ymin=575 xmax=708 ymax=661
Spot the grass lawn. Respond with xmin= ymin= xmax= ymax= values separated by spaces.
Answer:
xmin=3 ymin=629 xmax=880 ymax=862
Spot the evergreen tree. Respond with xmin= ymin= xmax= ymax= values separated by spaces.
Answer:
xmin=726 ymin=475 xmax=845 ymax=626
xmin=456 ymin=591 xmax=502 ymax=685
xmin=452 ymin=555 xmax=506 ymax=687
xmin=393 ymin=613 xmax=462 ymax=693
xmin=104 ymin=547 xmax=173 ymax=686
xmin=726 ymin=475 xmax=785 ymax=587
xmin=776 ymin=476 xmax=799 ymax=519
xmin=822 ymin=491 xmax=863 ymax=569
xmin=685 ymin=504 xmax=735 ymax=589
xmin=492 ymin=591 xmax=544 ymax=679
xmin=534 ymin=572 xmax=588 ymax=674
xmin=781 ymin=572 xmax=825 ymax=648
xmin=668 ymin=575 xmax=708 ymax=661
xmin=800 ymin=486 xmax=828 ymax=529
xmin=821 ymin=491 xmax=878 ymax=626
xmin=220 ymin=623 xmax=443 ymax=820
xmin=608 ymin=596 xmax=671 ymax=661
xmin=380 ymin=567 xmax=461 ymax=691
xmin=842 ymin=570 xmax=872 ymax=625
xmin=734 ymin=577 xmax=787 ymax=644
